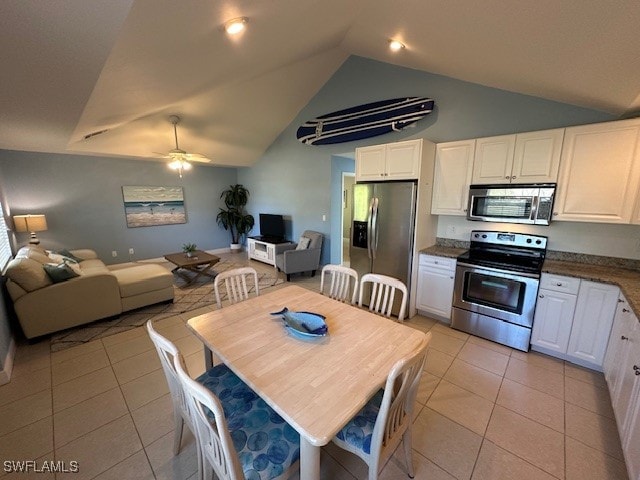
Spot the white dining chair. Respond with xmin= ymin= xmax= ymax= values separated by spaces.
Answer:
xmin=332 ymin=332 xmax=431 ymax=480
xmin=214 ymin=267 xmax=259 ymax=309
xmin=358 ymin=273 xmax=408 ymax=321
xmin=320 ymin=264 xmax=359 ymax=304
xmin=174 ymin=354 xmax=300 ymax=480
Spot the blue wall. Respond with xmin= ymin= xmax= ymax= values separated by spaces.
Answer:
xmin=238 ymin=56 xmax=614 ymax=264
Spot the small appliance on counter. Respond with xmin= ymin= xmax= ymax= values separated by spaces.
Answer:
xmin=451 ymin=230 xmax=548 ymax=351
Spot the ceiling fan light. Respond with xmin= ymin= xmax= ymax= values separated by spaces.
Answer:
xmin=389 ymin=39 xmax=405 ymax=51
xmin=182 ymin=161 xmax=193 ymax=171
xmin=168 ymin=160 xmax=183 ymax=171
xmin=225 ymin=17 xmax=248 ymax=35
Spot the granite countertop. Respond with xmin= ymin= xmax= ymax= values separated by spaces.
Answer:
xmin=419 ymin=245 xmax=467 ymax=258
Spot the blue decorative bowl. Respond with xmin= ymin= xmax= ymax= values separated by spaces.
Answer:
xmin=270 ymin=307 xmax=328 ymax=339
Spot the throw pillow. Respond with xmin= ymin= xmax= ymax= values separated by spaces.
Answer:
xmin=48 ymin=253 xmax=77 ymax=264
xmin=43 ymin=262 xmax=79 ymax=283
xmin=56 ymin=249 xmax=84 ymax=263
xmin=296 ymin=236 xmax=311 ymax=250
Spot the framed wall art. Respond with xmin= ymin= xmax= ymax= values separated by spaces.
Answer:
xmin=122 ymin=185 xmax=187 ymax=227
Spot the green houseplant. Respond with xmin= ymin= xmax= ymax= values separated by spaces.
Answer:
xmin=216 ymin=184 xmax=254 ymax=252
xmin=182 ymin=242 xmax=197 ymax=258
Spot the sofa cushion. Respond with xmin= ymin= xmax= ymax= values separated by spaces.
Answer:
xmin=5 ymin=258 xmax=53 ymax=292
xmin=78 ymin=259 xmax=109 ymax=275
xmin=55 ymin=249 xmax=84 ymax=263
xmin=43 ymin=262 xmax=79 ymax=283
xmin=111 ymin=264 xmax=173 ymax=298
xmin=48 ymin=252 xmax=78 ymax=264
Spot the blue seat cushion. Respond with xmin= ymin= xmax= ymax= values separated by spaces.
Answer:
xmin=335 ymin=389 xmax=383 ymax=455
xmin=196 ymin=365 xmax=300 ymax=480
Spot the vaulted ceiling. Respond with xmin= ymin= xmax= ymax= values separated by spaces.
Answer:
xmin=1 ymin=0 xmax=639 ymax=167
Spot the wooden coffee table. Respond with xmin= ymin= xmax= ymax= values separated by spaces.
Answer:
xmin=164 ymin=250 xmax=220 ymax=285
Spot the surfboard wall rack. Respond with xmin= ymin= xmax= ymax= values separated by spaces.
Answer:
xmin=296 ymin=97 xmax=434 ymax=146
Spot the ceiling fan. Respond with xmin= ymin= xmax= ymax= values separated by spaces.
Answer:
xmin=158 ymin=115 xmax=210 ymax=177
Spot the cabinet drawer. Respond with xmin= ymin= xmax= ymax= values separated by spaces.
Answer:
xmin=540 ymin=273 xmax=580 ymax=295
xmin=419 ymin=254 xmax=456 ymax=271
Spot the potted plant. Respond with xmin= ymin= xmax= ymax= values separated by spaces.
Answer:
xmin=182 ymin=242 xmax=197 ymax=258
xmin=216 ymin=184 xmax=255 ymax=252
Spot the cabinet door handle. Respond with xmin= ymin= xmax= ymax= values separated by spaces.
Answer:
xmin=622 ymin=336 xmax=629 ymax=340
xmin=539 ymin=294 xmax=544 ymax=299
xmin=511 ymin=176 xmax=516 ymax=179
xmin=556 ymin=282 xmax=563 ymax=286
xmin=449 ymin=276 xmax=454 ymax=280
xmin=622 ymin=308 xmax=630 ymax=313
xmin=634 ymin=365 xmax=640 ymax=375
xmin=505 ymin=176 xmax=510 ymax=179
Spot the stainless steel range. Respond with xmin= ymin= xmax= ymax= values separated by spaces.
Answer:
xmin=451 ymin=230 xmax=547 ymax=351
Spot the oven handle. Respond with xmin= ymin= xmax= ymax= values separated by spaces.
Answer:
xmin=456 ymin=262 xmax=541 ymax=279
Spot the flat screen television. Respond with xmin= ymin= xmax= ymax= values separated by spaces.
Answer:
xmin=259 ymin=213 xmax=285 ymax=240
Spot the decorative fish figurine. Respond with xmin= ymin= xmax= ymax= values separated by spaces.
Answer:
xmin=270 ymin=307 xmax=328 ymax=336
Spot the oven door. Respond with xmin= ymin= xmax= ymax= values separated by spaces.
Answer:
xmin=452 ymin=263 xmax=539 ymax=328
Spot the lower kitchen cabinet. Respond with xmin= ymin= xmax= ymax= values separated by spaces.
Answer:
xmin=530 ymin=288 xmax=577 ymax=355
xmin=416 ymin=254 xmax=456 ymax=321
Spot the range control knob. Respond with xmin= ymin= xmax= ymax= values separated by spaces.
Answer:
xmin=526 ymin=238 xmax=532 ymax=243
xmin=482 ymin=234 xmax=487 ymax=239
xmin=535 ymin=239 xmax=542 ymax=244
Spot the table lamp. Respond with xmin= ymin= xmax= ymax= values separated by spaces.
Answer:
xmin=13 ymin=214 xmax=48 ymax=245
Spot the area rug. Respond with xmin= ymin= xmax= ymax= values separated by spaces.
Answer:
xmin=49 ymin=260 xmax=283 ymax=352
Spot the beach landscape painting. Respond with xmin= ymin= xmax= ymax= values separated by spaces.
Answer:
xmin=122 ymin=185 xmax=186 ymax=227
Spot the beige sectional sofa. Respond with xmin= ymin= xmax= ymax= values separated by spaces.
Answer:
xmin=4 ymin=245 xmax=174 ymax=338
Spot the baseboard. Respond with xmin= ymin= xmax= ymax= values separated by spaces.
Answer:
xmin=0 ymin=336 xmax=17 ymax=385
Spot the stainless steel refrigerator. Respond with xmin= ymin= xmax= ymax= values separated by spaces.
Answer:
xmin=350 ymin=181 xmax=417 ymax=316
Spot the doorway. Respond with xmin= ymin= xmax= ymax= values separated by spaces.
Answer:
xmin=341 ymin=173 xmax=355 ymax=266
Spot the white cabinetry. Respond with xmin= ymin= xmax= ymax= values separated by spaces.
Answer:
xmin=247 ymin=238 xmax=294 ymax=266
xmin=603 ymin=295 xmax=640 ymax=480
xmin=531 ymin=274 xmax=580 ymax=355
xmin=431 ymin=140 xmax=475 ymax=215
xmin=531 ymin=275 xmax=618 ymax=371
xmin=554 ymin=118 xmax=640 ymax=223
xmin=471 ymin=129 xmax=563 ymax=184
xmin=416 ymin=254 xmax=456 ymax=321
xmin=355 ymin=139 xmax=422 ymax=182
xmin=566 ymin=280 xmax=619 ymax=369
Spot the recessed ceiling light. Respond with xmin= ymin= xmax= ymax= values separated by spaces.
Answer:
xmin=224 ymin=17 xmax=248 ymax=35
xmin=389 ymin=40 xmax=405 ymax=52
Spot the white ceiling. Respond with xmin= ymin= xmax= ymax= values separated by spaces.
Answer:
xmin=1 ymin=0 xmax=640 ymax=167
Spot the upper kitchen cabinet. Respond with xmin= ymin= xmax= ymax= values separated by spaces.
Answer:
xmin=355 ymin=139 xmax=422 ymax=181
xmin=431 ymin=140 xmax=475 ymax=215
xmin=554 ymin=118 xmax=640 ymax=223
xmin=471 ymin=129 xmax=564 ymax=184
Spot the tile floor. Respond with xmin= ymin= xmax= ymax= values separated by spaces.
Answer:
xmin=0 ymin=253 xmax=630 ymax=479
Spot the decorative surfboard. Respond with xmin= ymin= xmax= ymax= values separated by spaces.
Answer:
xmin=296 ymin=97 xmax=434 ymax=145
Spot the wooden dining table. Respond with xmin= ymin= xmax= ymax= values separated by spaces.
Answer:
xmin=187 ymin=285 xmax=426 ymax=480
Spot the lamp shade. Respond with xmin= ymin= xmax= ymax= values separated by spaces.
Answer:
xmin=14 ymin=214 xmax=48 ymax=232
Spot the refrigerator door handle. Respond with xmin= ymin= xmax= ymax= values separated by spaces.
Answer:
xmin=371 ymin=197 xmax=379 ymax=259
xmin=367 ymin=198 xmax=375 ymax=259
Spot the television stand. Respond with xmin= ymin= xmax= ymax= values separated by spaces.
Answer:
xmin=247 ymin=237 xmax=295 ymax=266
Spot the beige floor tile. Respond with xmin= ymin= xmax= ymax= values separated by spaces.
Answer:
xmin=290 ymin=445 xmax=357 ymax=480
xmin=380 ymin=450 xmax=456 ymax=480
xmin=467 ymin=335 xmax=513 ymax=357
xmin=121 ymin=368 xmax=170 ymax=411
xmin=485 ymin=406 xmax=564 ymax=479
xmin=0 ymin=365 xmax=51 ymax=407
xmin=428 ymin=331 xmax=466 ymax=356
xmin=505 ymin=357 xmax=565 ymax=399
xmin=411 ymin=407 xmax=483 ymax=480
xmin=112 ymin=349 xmax=161 ymax=384
xmin=565 ymin=437 xmax=629 ymax=480
xmin=457 ymin=342 xmax=510 ymax=376
xmin=104 ymin=334 xmax=154 ymax=364
xmin=565 ymin=402 xmax=624 ymax=460
xmin=131 ymin=393 xmax=176 ymax=446
xmin=322 ymin=440 xmax=368 ymax=479
xmin=496 ymin=378 xmax=564 ymax=433
xmin=430 ymin=321 xmax=470 ymax=341
xmin=444 ymin=358 xmax=503 ymax=402
xmin=53 ymin=366 xmax=118 ymax=412
xmin=416 ymin=372 xmax=440 ymax=405
xmin=427 ymin=380 xmax=494 ymax=436
xmin=404 ymin=314 xmax=437 ymax=333
xmin=173 ymin=333 xmax=205 ymax=357
xmin=53 ymin=387 xmax=128 ymax=447
xmin=1 ymin=452 xmax=56 ymax=480
xmin=145 ymin=429 xmax=199 ymax=480
xmin=564 ymin=376 xmax=615 ymax=419
xmin=93 ymin=450 xmax=155 ymax=480
xmin=0 ymin=389 xmax=52 ymax=437
xmin=0 ymin=417 xmax=53 ymax=463
xmin=511 ymin=350 xmax=565 ymax=375
xmin=184 ymin=350 xmax=206 ymax=378
xmin=423 ymin=348 xmax=454 ymax=377
xmin=564 ymin=362 xmax=607 ymax=389
xmin=154 ymin=319 xmax=193 ymax=342
xmin=54 ymin=415 xmax=143 ymax=480
xmin=51 ymin=339 xmax=104 ymax=365
xmin=101 ymin=325 xmax=146 ymax=347
xmin=10 ymin=341 xmax=51 ymax=378
xmin=51 ymin=348 xmax=110 ymax=386
xmin=471 ymin=440 xmax=557 ymax=480
xmin=180 ymin=305 xmax=215 ymax=321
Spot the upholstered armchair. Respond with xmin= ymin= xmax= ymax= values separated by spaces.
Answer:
xmin=275 ymin=230 xmax=323 ymax=281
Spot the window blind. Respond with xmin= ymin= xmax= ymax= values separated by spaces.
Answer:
xmin=0 ymin=202 xmax=12 ymax=271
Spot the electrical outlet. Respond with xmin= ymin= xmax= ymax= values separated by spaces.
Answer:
xmin=112 ymin=251 xmax=117 ymax=257
xmin=322 ymin=214 xmax=326 ymax=221
xmin=129 ymin=248 xmax=134 ymax=255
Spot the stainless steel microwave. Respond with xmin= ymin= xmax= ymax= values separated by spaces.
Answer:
xmin=467 ymin=183 xmax=556 ymax=225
